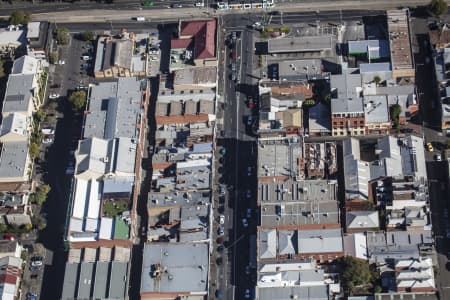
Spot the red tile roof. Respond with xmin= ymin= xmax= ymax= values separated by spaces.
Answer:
xmin=178 ymin=19 xmax=216 ymax=60
xmin=171 ymin=38 xmax=192 ymax=50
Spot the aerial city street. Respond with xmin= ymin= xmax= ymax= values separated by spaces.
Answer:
xmin=0 ymin=0 xmax=448 ymax=299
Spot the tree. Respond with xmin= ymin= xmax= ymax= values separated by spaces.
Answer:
xmin=430 ymin=0 xmax=448 ymax=19
xmin=31 ymin=184 xmax=51 ymax=206
xmin=373 ymin=75 xmax=381 ymax=86
xmin=9 ymin=11 xmax=31 ymax=25
xmin=22 ymin=224 xmax=32 ymax=231
xmin=0 ymin=224 xmax=8 ymax=233
xmin=69 ymin=91 xmax=87 ymax=111
xmin=0 ymin=59 xmax=4 ymax=78
xmin=29 ymin=142 xmax=40 ymax=159
xmin=339 ymin=256 xmax=374 ymax=294
xmin=390 ymin=104 xmax=402 ymax=129
xmin=50 ymin=51 xmax=59 ymax=64
xmin=55 ymin=27 xmax=70 ymax=45
xmin=79 ymin=31 xmax=94 ymax=41
xmin=34 ymin=109 xmax=46 ymax=123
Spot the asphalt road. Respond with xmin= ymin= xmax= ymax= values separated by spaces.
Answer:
xmin=217 ymin=17 xmax=259 ymax=299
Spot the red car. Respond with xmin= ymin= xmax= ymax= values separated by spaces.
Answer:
xmin=3 ymin=234 xmax=15 ymax=241
xmin=247 ymin=100 xmax=254 ymax=109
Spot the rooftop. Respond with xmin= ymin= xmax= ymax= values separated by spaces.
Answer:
xmin=0 ymin=141 xmax=29 ymax=180
xmin=267 ymin=36 xmax=334 ymax=53
xmin=278 ymin=59 xmax=325 ymax=81
xmin=140 ymin=243 xmax=209 ymax=294
xmin=387 ymin=9 xmax=414 ymax=71
xmin=2 ymin=74 xmax=35 ymax=114
xmin=364 ymin=95 xmax=389 ymax=124
xmin=84 ymin=77 xmax=143 ymax=140
xmin=257 ymin=137 xmax=302 ymax=179
xmin=257 ymin=285 xmax=329 ymax=300
xmin=26 ymin=22 xmax=40 ymax=39
xmin=177 ymin=19 xmax=216 ymax=60
xmin=330 ymin=70 xmax=362 ymax=99
xmin=173 ymin=67 xmax=217 ymax=88
xmin=331 ymin=98 xmax=364 ymax=114
xmin=348 ymin=40 xmax=390 ymax=58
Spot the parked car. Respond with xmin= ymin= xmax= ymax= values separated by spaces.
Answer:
xmin=434 ymin=154 xmax=442 ymax=161
xmin=246 ymin=190 xmax=251 ymax=198
xmin=26 ymin=293 xmax=38 ymax=300
xmin=31 ymin=256 xmax=43 ymax=267
xmin=244 ymin=288 xmax=251 ymax=299
xmin=246 ymin=208 xmax=252 ymax=219
xmin=3 ymin=234 xmax=15 ymax=241
xmin=247 ymin=116 xmax=253 ymax=126
xmin=245 ymin=265 xmax=251 ymax=275
xmin=219 ymin=214 xmax=225 ymax=225
xmin=242 ymin=218 xmax=248 ymax=227
xmin=247 ymin=166 xmax=252 ymax=176
xmin=215 ymin=289 xmax=223 ymax=299
xmin=49 ymin=93 xmax=60 ymax=99
xmin=426 ymin=142 xmax=434 ymax=152
xmin=217 ymin=226 xmax=224 ymax=236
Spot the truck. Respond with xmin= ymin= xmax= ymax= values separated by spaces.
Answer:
xmin=135 ymin=16 xmax=146 ymax=22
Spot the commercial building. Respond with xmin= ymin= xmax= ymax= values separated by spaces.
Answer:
xmin=170 ymin=19 xmax=217 ymax=70
xmin=140 ymin=243 xmax=209 ymax=299
xmin=61 ymin=246 xmax=130 ymax=300
xmin=94 ymin=33 xmax=147 ymax=78
xmin=267 ymin=36 xmax=334 ymax=54
xmin=387 ymin=9 xmax=415 ymax=80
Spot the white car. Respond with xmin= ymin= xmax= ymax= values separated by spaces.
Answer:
xmin=151 ymin=56 xmax=159 ymax=61
xmin=43 ymin=138 xmax=54 ymax=144
xmin=57 ymin=60 xmax=65 ymax=65
xmin=194 ymin=2 xmax=204 ymax=7
xmin=244 ymin=288 xmax=251 ymax=299
xmin=49 ymin=93 xmax=60 ymax=99
xmin=219 ymin=215 xmax=225 ymax=225
xmin=242 ymin=218 xmax=248 ymax=227
xmin=41 ymin=128 xmax=55 ymax=135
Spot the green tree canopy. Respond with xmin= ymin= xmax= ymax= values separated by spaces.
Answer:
xmin=55 ymin=27 xmax=70 ymax=45
xmin=50 ymin=51 xmax=59 ymax=64
xmin=373 ymin=75 xmax=381 ymax=85
xmin=31 ymin=184 xmax=51 ymax=206
xmin=339 ymin=256 xmax=374 ymax=294
xmin=69 ymin=91 xmax=87 ymax=111
xmin=9 ymin=11 xmax=31 ymax=25
xmin=79 ymin=31 xmax=94 ymax=41
xmin=430 ymin=0 xmax=448 ymax=19
xmin=34 ymin=109 xmax=46 ymax=123
xmin=29 ymin=142 xmax=40 ymax=159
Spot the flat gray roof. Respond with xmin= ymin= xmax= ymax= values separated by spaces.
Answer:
xmin=268 ymin=36 xmax=334 ymax=53
xmin=278 ymin=59 xmax=324 ymax=80
xmin=92 ymin=261 xmax=109 ymax=299
xmin=257 ymin=285 xmax=329 ymax=300
xmin=0 ymin=141 xmax=29 ymax=179
xmin=3 ymin=74 xmax=34 ymax=114
xmin=77 ymin=262 xmax=94 ymax=299
xmin=140 ymin=243 xmax=209 ymax=294
xmin=348 ymin=40 xmax=390 ymax=58
xmin=364 ymin=95 xmax=389 ymax=123
xmin=61 ymin=263 xmax=79 ymax=300
xmin=85 ymin=77 xmax=143 ymax=140
xmin=257 ymin=138 xmax=302 ymax=178
xmin=108 ymin=261 xmax=128 ymax=299
xmin=298 ymin=228 xmax=343 ymax=253
xmin=330 ymin=71 xmax=362 ymax=99
xmin=331 ymin=98 xmax=364 ymax=114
